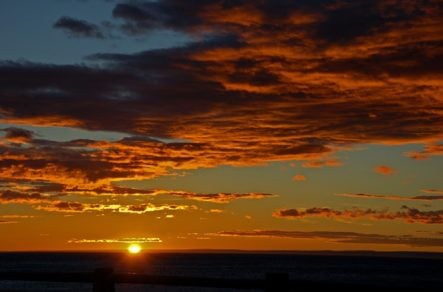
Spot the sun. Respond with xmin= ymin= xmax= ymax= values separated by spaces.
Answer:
xmin=127 ymin=243 xmax=142 ymax=254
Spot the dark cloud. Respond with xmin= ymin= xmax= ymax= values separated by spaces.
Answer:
xmin=273 ymin=206 xmax=443 ymax=224
xmin=0 ymin=184 xmax=193 ymax=214
xmin=337 ymin=193 xmax=443 ymax=201
xmin=35 ymin=201 xmax=191 ymax=214
xmin=53 ymin=16 xmax=104 ymax=38
xmin=0 ymin=190 xmax=51 ymax=204
xmin=0 ymin=127 xmax=34 ymax=143
xmin=112 ymin=3 xmax=160 ymax=34
xmin=0 ymin=178 xmax=271 ymax=215
xmin=217 ymin=230 xmax=443 ymax=247
xmin=0 ymin=0 xmax=442 ymax=191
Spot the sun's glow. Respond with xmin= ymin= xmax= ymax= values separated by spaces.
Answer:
xmin=127 ymin=243 xmax=142 ymax=254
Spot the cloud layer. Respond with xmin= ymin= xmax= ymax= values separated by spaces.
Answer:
xmin=337 ymin=192 xmax=443 ymax=201
xmin=1 ymin=0 xmax=442 ymax=188
xmin=273 ymin=206 xmax=443 ymax=224
xmin=217 ymin=230 xmax=443 ymax=247
xmin=69 ymin=237 xmax=162 ymax=244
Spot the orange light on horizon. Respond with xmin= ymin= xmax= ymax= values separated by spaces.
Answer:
xmin=127 ymin=244 xmax=142 ymax=254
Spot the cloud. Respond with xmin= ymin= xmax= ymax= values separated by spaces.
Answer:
xmin=0 ymin=215 xmax=34 ymax=219
xmin=0 ymin=127 xmax=34 ymax=143
xmin=1 ymin=178 xmax=272 ymax=214
xmin=53 ymin=16 xmax=104 ymax=38
xmin=0 ymin=190 xmax=53 ymax=204
xmin=2 ymin=178 xmax=276 ymax=204
xmin=0 ymin=220 xmax=17 ymax=224
xmin=63 ymin=186 xmax=276 ymax=203
xmin=337 ymin=193 xmax=443 ymax=201
xmin=292 ymin=174 xmax=307 ymax=181
xmin=0 ymin=0 xmax=443 ymax=193
xmin=216 ymin=230 xmax=443 ymax=247
xmin=69 ymin=237 xmax=162 ymax=243
xmin=273 ymin=206 xmax=443 ymax=224
xmin=405 ymin=144 xmax=443 ymax=160
xmin=422 ymin=189 xmax=443 ymax=195
xmin=154 ymin=190 xmax=276 ymax=204
xmin=116 ymin=203 xmax=192 ymax=214
xmin=302 ymin=159 xmax=342 ymax=168
xmin=0 ymin=182 xmax=194 ymax=214
xmin=36 ymin=201 xmax=192 ymax=214
xmin=112 ymin=3 xmax=160 ymax=35
xmin=374 ymin=165 xmax=395 ymax=175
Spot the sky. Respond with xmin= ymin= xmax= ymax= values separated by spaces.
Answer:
xmin=0 ymin=0 xmax=443 ymax=252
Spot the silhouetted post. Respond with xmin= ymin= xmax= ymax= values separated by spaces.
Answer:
xmin=93 ymin=268 xmax=115 ymax=292
xmin=265 ymin=273 xmax=289 ymax=291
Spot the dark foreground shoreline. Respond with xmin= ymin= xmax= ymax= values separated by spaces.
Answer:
xmin=1 ymin=251 xmax=442 ymax=291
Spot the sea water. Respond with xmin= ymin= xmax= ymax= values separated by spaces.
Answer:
xmin=0 ymin=252 xmax=442 ymax=291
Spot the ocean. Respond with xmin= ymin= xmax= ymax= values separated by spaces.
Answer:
xmin=0 ymin=251 xmax=442 ymax=291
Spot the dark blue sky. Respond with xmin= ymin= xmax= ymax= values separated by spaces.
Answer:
xmin=0 ymin=0 xmax=188 ymax=63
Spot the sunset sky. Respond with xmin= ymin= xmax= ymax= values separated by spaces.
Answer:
xmin=1 ymin=0 xmax=442 ymax=252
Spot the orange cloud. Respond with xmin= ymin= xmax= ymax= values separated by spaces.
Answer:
xmin=302 ymin=159 xmax=342 ymax=168
xmin=0 ymin=127 xmax=34 ymax=144
xmin=1 ymin=179 xmax=274 ymax=216
xmin=36 ymin=201 xmax=192 ymax=214
xmin=374 ymin=165 xmax=395 ymax=175
xmin=157 ymin=191 xmax=276 ymax=204
xmin=405 ymin=144 xmax=443 ymax=160
xmin=0 ymin=220 xmax=16 ymax=224
xmin=273 ymin=206 xmax=443 ymax=224
xmin=422 ymin=189 xmax=443 ymax=195
xmin=292 ymin=174 xmax=307 ymax=181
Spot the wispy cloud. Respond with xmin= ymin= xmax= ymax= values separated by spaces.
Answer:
xmin=0 ymin=220 xmax=17 ymax=224
xmin=36 ymin=201 xmax=193 ymax=214
xmin=1 ymin=179 xmax=276 ymax=205
xmin=405 ymin=144 xmax=443 ymax=160
xmin=0 ymin=187 xmax=193 ymax=214
xmin=215 ymin=230 xmax=443 ymax=247
xmin=421 ymin=189 xmax=443 ymax=195
xmin=273 ymin=206 xmax=443 ymax=224
xmin=155 ymin=190 xmax=276 ymax=204
xmin=53 ymin=16 xmax=104 ymax=38
xmin=69 ymin=237 xmax=162 ymax=243
xmin=292 ymin=174 xmax=307 ymax=181
xmin=337 ymin=193 xmax=443 ymax=201
xmin=374 ymin=165 xmax=395 ymax=175
xmin=0 ymin=190 xmax=53 ymax=204
xmin=302 ymin=159 xmax=342 ymax=168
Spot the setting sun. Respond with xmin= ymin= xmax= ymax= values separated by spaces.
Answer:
xmin=127 ymin=244 xmax=142 ymax=254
